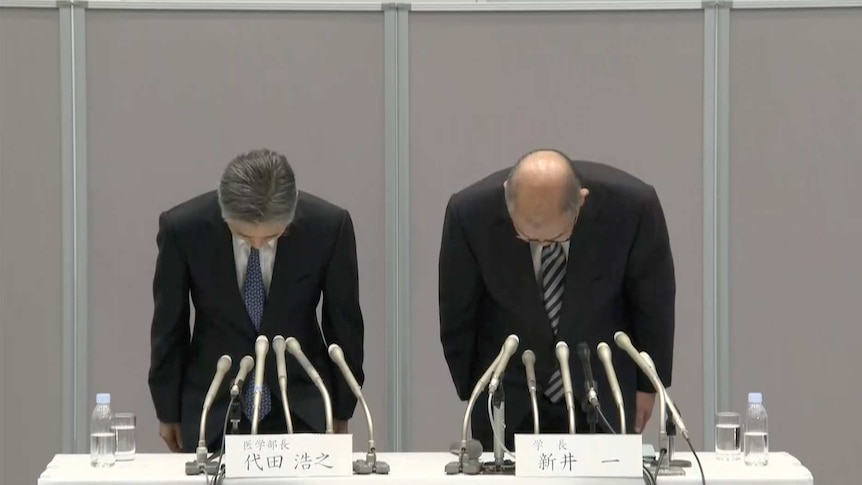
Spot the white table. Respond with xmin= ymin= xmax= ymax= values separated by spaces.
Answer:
xmin=38 ymin=452 xmax=813 ymax=485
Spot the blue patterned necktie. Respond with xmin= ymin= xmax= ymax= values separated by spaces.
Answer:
xmin=541 ymin=242 xmax=568 ymax=402
xmin=243 ymin=247 xmax=271 ymax=420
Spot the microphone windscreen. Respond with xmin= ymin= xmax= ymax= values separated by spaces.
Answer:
xmin=448 ymin=439 xmax=483 ymax=460
xmin=466 ymin=439 xmax=483 ymax=459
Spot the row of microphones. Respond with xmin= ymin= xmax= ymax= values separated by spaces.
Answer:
xmin=192 ymin=335 xmax=387 ymax=475
xmin=443 ymin=331 xmax=689 ymax=477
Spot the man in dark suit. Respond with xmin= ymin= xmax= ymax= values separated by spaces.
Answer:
xmin=439 ymin=149 xmax=675 ymax=449
xmin=149 ymin=148 xmax=364 ymax=452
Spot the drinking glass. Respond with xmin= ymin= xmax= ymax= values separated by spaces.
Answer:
xmin=112 ymin=413 xmax=136 ymax=461
xmin=715 ymin=411 xmax=741 ymax=460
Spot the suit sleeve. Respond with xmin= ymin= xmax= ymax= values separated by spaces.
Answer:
xmin=148 ymin=212 xmax=191 ymax=424
xmin=439 ymin=200 xmax=485 ymax=401
xmin=321 ymin=210 xmax=364 ymax=421
xmin=625 ymin=186 xmax=676 ymax=393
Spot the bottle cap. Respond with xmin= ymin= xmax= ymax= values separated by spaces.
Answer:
xmin=748 ymin=392 xmax=762 ymax=404
xmin=96 ymin=393 xmax=111 ymax=405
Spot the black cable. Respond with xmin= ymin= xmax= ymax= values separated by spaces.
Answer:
xmin=685 ymin=435 xmax=706 ymax=485
xmin=208 ymin=395 xmax=234 ymax=485
xmin=651 ymin=448 xmax=666 ymax=485
xmin=595 ymin=406 xmax=617 ymax=434
xmin=597 ymin=406 xmax=656 ymax=485
xmin=642 ymin=466 xmax=657 ymax=485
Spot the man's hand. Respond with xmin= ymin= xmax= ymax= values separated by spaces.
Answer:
xmin=159 ymin=422 xmax=183 ymax=452
xmin=333 ymin=419 xmax=348 ymax=434
xmin=634 ymin=391 xmax=657 ymax=433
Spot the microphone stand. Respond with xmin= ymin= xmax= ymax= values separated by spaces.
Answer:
xmin=664 ymin=405 xmax=692 ymax=468
xmin=327 ymin=343 xmax=389 ymax=475
xmin=492 ymin=385 xmax=505 ymax=466
xmin=528 ymin=388 xmax=540 ymax=435
xmin=646 ymin=392 xmax=685 ymax=476
xmin=229 ymin=398 xmax=243 ymax=435
xmin=481 ymin=384 xmax=515 ymax=475
xmin=185 ymin=395 xmax=236 ymax=476
xmin=580 ymin=396 xmax=598 ymax=434
xmin=445 ymin=352 xmax=503 ymax=476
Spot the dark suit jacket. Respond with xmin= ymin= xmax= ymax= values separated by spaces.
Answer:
xmin=148 ymin=190 xmax=364 ymax=451
xmin=439 ymin=160 xmax=675 ymax=446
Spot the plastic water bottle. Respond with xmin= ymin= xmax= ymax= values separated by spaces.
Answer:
xmin=743 ymin=392 xmax=769 ymax=466
xmin=90 ymin=393 xmax=116 ymax=467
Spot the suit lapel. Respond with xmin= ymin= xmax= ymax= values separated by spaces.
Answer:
xmin=258 ymin=208 xmax=309 ymax=336
xmin=211 ymin=214 xmax=258 ymax=340
xmin=556 ymin=188 xmax=605 ymax=346
xmin=488 ymin=196 xmax=555 ymax=363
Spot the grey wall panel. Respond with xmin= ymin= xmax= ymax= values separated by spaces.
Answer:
xmin=85 ymin=11 xmax=386 ymax=452
xmin=0 ymin=8 xmax=63 ymax=484
xmin=409 ymin=11 xmax=704 ymax=450
xmin=729 ymin=8 xmax=862 ymax=483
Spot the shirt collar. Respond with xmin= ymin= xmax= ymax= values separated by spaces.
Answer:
xmin=233 ymin=235 xmax=277 ymax=251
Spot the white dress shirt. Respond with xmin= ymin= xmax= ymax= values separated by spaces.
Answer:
xmin=233 ymin=236 xmax=277 ymax=295
xmin=530 ymin=241 xmax=570 ymax=283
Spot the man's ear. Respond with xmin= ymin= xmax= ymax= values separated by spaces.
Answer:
xmin=579 ymin=188 xmax=590 ymax=209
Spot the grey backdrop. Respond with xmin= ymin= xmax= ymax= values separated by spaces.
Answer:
xmin=2 ymin=4 xmax=861 ymax=485
xmin=0 ymin=7 xmax=63 ymax=485
xmin=728 ymin=7 xmax=862 ymax=484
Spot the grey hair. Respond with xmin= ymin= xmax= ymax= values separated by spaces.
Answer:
xmin=217 ymin=148 xmax=298 ymax=225
xmin=504 ymin=149 xmax=581 ymax=215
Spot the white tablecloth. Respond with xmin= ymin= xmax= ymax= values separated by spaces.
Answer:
xmin=38 ymin=452 xmax=813 ymax=485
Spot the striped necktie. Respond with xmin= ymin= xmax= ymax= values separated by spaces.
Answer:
xmin=541 ymin=242 xmax=567 ymax=403
xmin=243 ymin=247 xmax=271 ymax=420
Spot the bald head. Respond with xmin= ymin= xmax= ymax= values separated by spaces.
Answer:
xmin=504 ymin=150 xmax=586 ymax=243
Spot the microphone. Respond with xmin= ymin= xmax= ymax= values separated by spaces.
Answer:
xmin=521 ymin=350 xmax=540 ymax=434
xmin=230 ymin=355 xmax=254 ymax=398
xmin=271 ymin=336 xmax=294 ymax=434
xmin=488 ymin=334 xmax=519 ymax=393
xmin=197 ymin=355 xmax=232 ymax=466
xmin=597 ymin=342 xmax=626 ymax=434
xmin=576 ymin=342 xmax=599 ymax=407
xmin=640 ymin=351 xmax=687 ymax=438
xmin=639 ymin=352 xmax=668 ymax=440
xmin=446 ymin=349 xmax=504 ymax=475
xmin=329 ymin=344 xmax=389 ymax=474
xmin=613 ymin=331 xmax=689 ymax=440
xmin=286 ymin=337 xmax=333 ymax=433
xmin=555 ymin=341 xmax=576 ymax=434
xmin=251 ymin=336 xmax=269 ymax=435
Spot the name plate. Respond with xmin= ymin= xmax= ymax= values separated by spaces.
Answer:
xmin=224 ymin=433 xmax=353 ymax=478
xmin=514 ymin=433 xmax=642 ymax=478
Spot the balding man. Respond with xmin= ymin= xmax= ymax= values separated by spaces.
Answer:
xmin=439 ymin=149 xmax=674 ymax=449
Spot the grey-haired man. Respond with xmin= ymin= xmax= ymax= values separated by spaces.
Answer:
xmin=149 ymin=149 xmax=364 ymax=452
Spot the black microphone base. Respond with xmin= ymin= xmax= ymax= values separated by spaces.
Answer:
xmin=481 ymin=459 xmax=516 ymax=475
